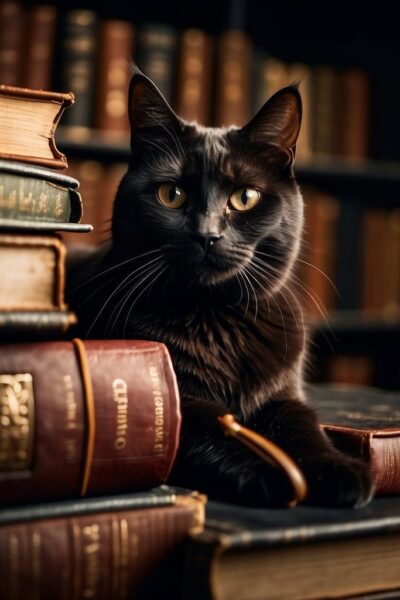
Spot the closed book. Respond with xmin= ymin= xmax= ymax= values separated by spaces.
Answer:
xmin=95 ymin=19 xmax=135 ymax=136
xmin=22 ymin=4 xmax=57 ymax=91
xmin=362 ymin=208 xmax=387 ymax=314
xmin=214 ymin=30 xmax=252 ymax=127
xmin=136 ymin=23 xmax=177 ymax=104
xmin=0 ymin=85 xmax=74 ymax=169
xmin=312 ymin=64 xmax=338 ymax=157
xmin=0 ymin=309 xmax=77 ymax=339
xmin=0 ymin=158 xmax=83 ymax=224
xmin=59 ymin=10 xmax=98 ymax=138
xmin=176 ymin=29 xmax=213 ymax=125
xmin=182 ymin=496 xmax=400 ymax=600
xmin=0 ymin=233 xmax=66 ymax=311
xmin=0 ymin=339 xmax=181 ymax=504
xmin=339 ymin=68 xmax=370 ymax=162
xmin=0 ymin=0 xmax=24 ymax=86
xmin=0 ymin=489 xmax=205 ymax=600
xmin=308 ymin=384 xmax=400 ymax=495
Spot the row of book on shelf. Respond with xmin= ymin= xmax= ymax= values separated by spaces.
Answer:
xmin=0 ymin=1 xmax=370 ymax=164
xmin=2 ymin=83 xmax=400 ymax=599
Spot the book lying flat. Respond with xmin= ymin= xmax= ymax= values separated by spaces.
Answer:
xmin=183 ymin=496 xmax=400 ymax=600
xmin=307 ymin=384 xmax=400 ymax=495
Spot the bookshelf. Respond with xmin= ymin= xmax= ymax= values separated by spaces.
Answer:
xmin=3 ymin=0 xmax=399 ymax=390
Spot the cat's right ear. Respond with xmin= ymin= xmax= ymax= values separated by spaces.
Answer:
xmin=128 ymin=66 xmax=181 ymax=148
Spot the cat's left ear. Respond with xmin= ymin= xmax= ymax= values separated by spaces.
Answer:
xmin=128 ymin=65 xmax=181 ymax=147
xmin=241 ymin=86 xmax=302 ymax=163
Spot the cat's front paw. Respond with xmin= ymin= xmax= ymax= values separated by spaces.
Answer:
xmin=303 ymin=453 xmax=374 ymax=508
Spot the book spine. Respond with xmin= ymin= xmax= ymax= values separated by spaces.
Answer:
xmin=312 ymin=65 xmax=337 ymax=156
xmin=340 ymin=68 xmax=370 ymax=162
xmin=59 ymin=10 xmax=98 ymax=137
xmin=176 ymin=29 xmax=213 ymax=125
xmin=0 ymin=1 xmax=24 ymax=86
xmin=95 ymin=20 xmax=134 ymax=135
xmin=0 ymin=339 xmax=181 ymax=504
xmin=214 ymin=30 xmax=252 ymax=127
xmin=136 ymin=24 xmax=177 ymax=104
xmin=0 ymin=503 xmax=202 ymax=600
xmin=371 ymin=436 xmax=400 ymax=495
xmin=0 ymin=172 xmax=82 ymax=223
xmin=0 ymin=310 xmax=77 ymax=339
xmin=23 ymin=5 xmax=57 ymax=91
xmin=362 ymin=209 xmax=387 ymax=314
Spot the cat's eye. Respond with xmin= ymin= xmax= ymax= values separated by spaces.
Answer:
xmin=157 ymin=183 xmax=187 ymax=209
xmin=229 ymin=188 xmax=261 ymax=212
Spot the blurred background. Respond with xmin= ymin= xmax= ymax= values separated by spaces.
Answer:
xmin=2 ymin=0 xmax=399 ymax=389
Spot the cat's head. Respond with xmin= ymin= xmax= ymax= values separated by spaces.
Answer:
xmin=112 ymin=68 xmax=303 ymax=294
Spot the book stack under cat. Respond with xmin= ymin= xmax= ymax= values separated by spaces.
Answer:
xmin=0 ymin=84 xmax=206 ymax=598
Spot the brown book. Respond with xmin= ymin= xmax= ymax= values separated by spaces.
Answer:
xmin=214 ymin=30 xmax=252 ymax=127
xmin=0 ymin=309 xmax=77 ymax=339
xmin=95 ymin=19 xmax=135 ymax=136
xmin=22 ymin=5 xmax=57 ymax=91
xmin=308 ymin=384 xmax=400 ymax=495
xmin=176 ymin=29 xmax=213 ymax=125
xmin=0 ymin=490 xmax=205 ymax=600
xmin=362 ymin=208 xmax=386 ymax=314
xmin=0 ymin=0 xmax=24 ymax=86
xmin=339 ymin=68 xmax=370 ymax=162
xmin=0 ymin=85 xmax=74 ymax=169
xmin=289 ymin=62 xmax=313 ymax=164
xmin=182 ymin=495 xmax=400 ymax=600
xmin=327 ymin=355 xmax=374 ymax=387
xmin=0 ymin=339 xmax=181 ymax=504
xmin=312 ymin=64 xmax=338 ymax=157
xmin=0 ymin=233 xmax=67 ymax=311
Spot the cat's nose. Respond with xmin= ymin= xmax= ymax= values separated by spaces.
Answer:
xmin=191 ymin=232 xmax=221 ymax=254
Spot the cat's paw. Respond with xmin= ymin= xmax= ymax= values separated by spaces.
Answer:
xmin=302 ymin=453 xmax=374 ymax=508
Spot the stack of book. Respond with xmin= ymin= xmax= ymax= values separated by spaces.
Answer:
xmin=0 ymin=84 xmax=92 ymax=338
xmin=0 ymin=83 xmax=206 ymax=598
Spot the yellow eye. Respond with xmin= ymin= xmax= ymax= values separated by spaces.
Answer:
xmin=157 ymin=183 xmax=187 ymax=209
xmin=229 ymin=188 xmax=261 ymax=212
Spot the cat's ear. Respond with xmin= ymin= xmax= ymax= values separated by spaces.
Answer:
xmin=241 ymin=86 xmax=302 ymax=163
xmin=128 ymin=65 xmax=181 ymax=146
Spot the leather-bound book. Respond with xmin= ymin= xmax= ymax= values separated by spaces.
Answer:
xmin=214 ymin=30 xmax=252 ymax=127
xmin=0 ymin=339 xmax=181 ymax=504
xmin=362 ymin=208 xmax=387 ymax=314
xmin=309 ymin=384 xmax=400 ymax=495
xmin=0 ymin=85 xmax=74 ymax=169
xmin=95 ymin=19 xmax=135 ymax=137
xmin=0 ymin=0 xmax=24 ymax=86
xmin=312 ymin=64 xmax=338 ymax=158
xmin=0 ymin=488 xmax=205 ymax=600
xmin=0 ymin=310 xmax=77 ymax=339
xmin=182 ymin=496 xmax=400 ymax=600
xmin=136 ymin=23 xmax=177 ymax=104
xmin=59 ymin=10 xmax=98 ymax=138
xmin=339 ymin=68 xmax=370 ymax=162
xmin=176 ymin=29 xmax=213 ymax=125
xmin=22 ymin=4 xmax=57 ymax=91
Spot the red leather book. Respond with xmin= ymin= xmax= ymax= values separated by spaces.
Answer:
xmin=0 ymin=339 xmax=181 ymax=504
xmin=0 ymin=488 xmax=205 ymax=600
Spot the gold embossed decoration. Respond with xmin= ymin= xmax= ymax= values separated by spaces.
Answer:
xmin=0 ymin=373 xmax=34 ymax=470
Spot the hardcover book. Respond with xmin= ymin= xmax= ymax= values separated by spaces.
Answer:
xmin=182 ymin=496 xmax=400 ymax=600
xmin=0 ymin=339 xmax=181 ymax=504
xmin=0 ymin=85 xmax=74 ymax=169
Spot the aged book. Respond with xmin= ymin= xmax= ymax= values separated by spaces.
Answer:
xmin=0 ymin=159 xmax=84 ymax=224
xmin=0 ymin=233 xmax=67 ymax=311
xmin=0 ymin=339 xmax=181 ymax=504
xmin=22 ymin=4 xmax=57 ymax=91
xmin=312 ymin=64 xmax=338 ymax=157
xmin=214 ymin=30 xmax=252 ymax=127
xmin=0 ymin=310 xmax=77 ymax=339
xmin=95 ymin=19 xmax=135 ymax=136
xmin=0 ymin=85 xmax=74 ymax=169
xmin=339 ymin=68 xmax=370 ymax=162
xmin=308 ymin=384 xmax=400 ymax=495
xmin=182 ymin=496 xmax=400 ymax=600
xmin=59 ymin=10 xmax=98 ymax=137
xmin=0 ymin=488 xmax=205 ymax=600
xmin=176 ymin=29 xmax=213 ymax=125
xmin=0 ymin=1 xmax=24 ymax=87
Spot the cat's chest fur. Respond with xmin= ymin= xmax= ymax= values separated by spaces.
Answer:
xmin=127 ymin=292 xmax=305 ymax=417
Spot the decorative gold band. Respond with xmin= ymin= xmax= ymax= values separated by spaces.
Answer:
xmin=218 ymin=414 xmax=308 ymax=507
xmin=72 ymin=338 xmax=96 ymax=497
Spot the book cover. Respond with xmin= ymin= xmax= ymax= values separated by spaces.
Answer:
xmin=0 ymin=85 xmax=75 ymax=169
xmin=0 ymin=489 xmax=205 ymax=600
xmin=182 ymin=496 xmax=400 ymax=600
xmin=308 ymin=383 xmax=400 ymax=495
xmin=0 ymin=339 xmax=181 ymax=504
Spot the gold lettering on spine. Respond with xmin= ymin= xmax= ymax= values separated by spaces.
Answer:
xmin=112 ymin=378 xmax=128 ymax=450
xmin=0 ymin=374 xmax=34 ymax=470
xmin=149 ymin=366 xmax=165 ymax=454
xmin=81 ymin=523 xmax=101 ymax=598
xmin=63 ymin=375 xmax=78 ymax=462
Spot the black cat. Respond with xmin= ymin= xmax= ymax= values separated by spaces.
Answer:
xmin=68 ymin=68 xmax=373 ymax=507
